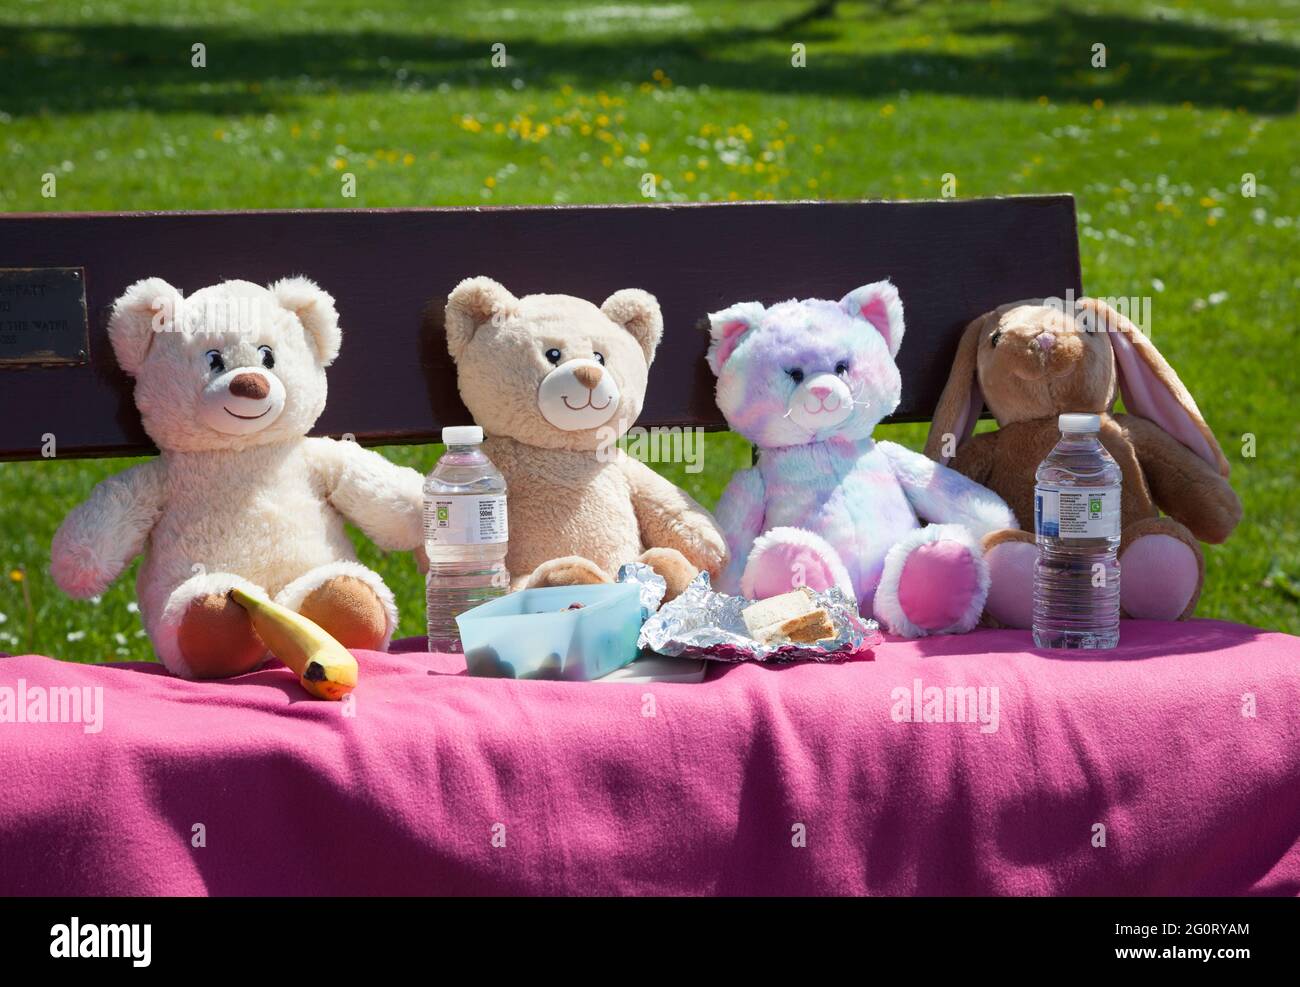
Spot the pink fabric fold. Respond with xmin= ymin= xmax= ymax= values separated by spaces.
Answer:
xmin=1 ymin=619 xmax=1297 ymax=896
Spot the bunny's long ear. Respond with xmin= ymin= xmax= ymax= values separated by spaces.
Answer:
xmin=1079 ymin=297 xmax=1230 ymax=477
xmin=923 ymin=311 xmax=990 ymax=464
xmin=108 ymin=277 xmax=181 ymax=377
xmin=706 ymin=301 xmax=765 ymax=375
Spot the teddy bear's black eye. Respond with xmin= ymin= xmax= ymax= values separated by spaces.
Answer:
xmin=787 ymin=368 xmax=805 ymax=384
xmin=594 ymin=351 xmax=606 ymax=366
xmin=206 ymin=350 xmax=225 ymax=374
xmin=835 ymin=361 xmax=850 ymax=376
xmin=258 ymin=345 xmax=275 ymax=370
xmin=545 ymin=348 xmax=562 ymax=365
xmin=990 ymin=330 xmax=1002 ymax=348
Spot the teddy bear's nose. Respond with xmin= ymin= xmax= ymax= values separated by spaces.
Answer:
xmin=572 ymin=365 xmax=603 ymax=390
xmin=1037 ymin=332 xmax=1056 ymax=351
xmin=228 ymin=372 xmax=270 ymax=400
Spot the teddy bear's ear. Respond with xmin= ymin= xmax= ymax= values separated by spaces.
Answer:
xmin=705 ymin=301 xmax=765 ymax=376
xmin=108 ymin=277 xmax=181 ymax=377
xmin=601 ymin=289 xmax=663 ymax=362
xmin=840 ymin=279 xmax=905 ymax=358
xmin=271 ymin=276 xmax=341 ymax=367
xmin=445 ymin=276 xmax=518 ymax=362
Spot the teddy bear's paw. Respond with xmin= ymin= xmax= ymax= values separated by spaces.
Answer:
xmin=275 ymin=561 xmax=398 ymax=651
xmin=176 ymin=593 xmax=268 ymax=680
xmin=297 ymin=575 xmax=390 ymax=651
xmin=981 ymin=528 xmax=1036 ymax=629
xmin=876 ymin=525 xmax=990 ymax=638
xmin=526 ymin=556 xmax=612 ymax=590
xmin=636 ymin=548 xmax=698 ymax=603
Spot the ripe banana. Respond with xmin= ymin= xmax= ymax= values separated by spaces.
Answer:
xmin=228 ymin=587 xmax=358 ymax=700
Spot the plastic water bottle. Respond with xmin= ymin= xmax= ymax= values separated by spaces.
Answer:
xmin=1032 ymin=413 xmax=1122 ymax=649
xmin=424 ymin=426 xmax=508 ymax=652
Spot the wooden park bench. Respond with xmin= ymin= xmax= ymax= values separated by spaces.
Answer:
xmin=1 ymin=198 xmax=1297 ymax=897
xmin=0 ymin=196 xmax=1082 ymax=459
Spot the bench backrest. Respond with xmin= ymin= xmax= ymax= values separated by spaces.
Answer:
xmin=0 ymin=197 xmax=1081 ymax=461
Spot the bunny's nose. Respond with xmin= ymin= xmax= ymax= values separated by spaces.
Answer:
xmin=809 ymin=384 xmax=832 ymax=399
xmin=229 ymin=372 xmax=270 ymax=400
xmin=572 ymin=364 xmax=603 ymax=390
xmin=1037 ymin=332 xmax=1056 ymax=352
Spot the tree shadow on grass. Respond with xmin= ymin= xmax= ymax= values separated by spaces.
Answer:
xmin=0 ymin=8 xmax=1294 ymax=120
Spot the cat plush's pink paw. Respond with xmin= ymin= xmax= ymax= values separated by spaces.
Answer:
xmin=740 ymin=526 xmax=854 ymax=600
xmin=876 ymin=524 xmax=989 ymax=637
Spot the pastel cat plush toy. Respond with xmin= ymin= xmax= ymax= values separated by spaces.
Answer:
xmin=708 ymin=281 xmax=1018 ymax=637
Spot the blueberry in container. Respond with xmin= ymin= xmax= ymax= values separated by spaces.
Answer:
xmin=455 ymin=582 xmax=644 ymax=681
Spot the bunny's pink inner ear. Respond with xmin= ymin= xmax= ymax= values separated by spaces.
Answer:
xmin=1111 ymin=330 xmax=1222 ymax=470
xmin=944 ymin=379 xmax=985 ymax=465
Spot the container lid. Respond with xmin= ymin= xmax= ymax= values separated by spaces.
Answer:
xmin=442 ymin=425 xmax=484 ymax=445
xmin=1058 ymin=413 xmax=1101 ymax=434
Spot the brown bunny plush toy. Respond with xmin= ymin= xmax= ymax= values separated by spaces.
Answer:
xmin=922 ymin=297 xmax=1242 ymax=628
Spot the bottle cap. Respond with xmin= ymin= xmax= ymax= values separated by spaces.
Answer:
xmin=442 ymin=425 xmax=484 ymax=445
xmin=1058 ymin=413 xmax=1101 ymax=434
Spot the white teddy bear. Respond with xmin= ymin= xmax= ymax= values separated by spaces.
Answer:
xmin=50 ymin=277 xmax=425 ymax=679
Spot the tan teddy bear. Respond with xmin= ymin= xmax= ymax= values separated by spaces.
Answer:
xmin=442 ymin=277 xmax=727 ymax=599
xmin=50 ymin=277 xmax=426 ymax=679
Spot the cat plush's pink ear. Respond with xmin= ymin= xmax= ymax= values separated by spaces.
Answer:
xmin=841 ymin=280 xmax=905 ymax=358
xmin=706 ymin=301 xmax=765 ymax=375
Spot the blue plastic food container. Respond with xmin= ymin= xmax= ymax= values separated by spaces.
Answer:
xmin=455 ymin=582 xmax=644 ymax=681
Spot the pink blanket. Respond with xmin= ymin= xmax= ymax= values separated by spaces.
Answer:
xmin=2 ymin=619 xmax=1298 ymax=896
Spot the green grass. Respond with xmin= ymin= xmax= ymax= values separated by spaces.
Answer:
xmin=1 ymin=0 xmax=1297 ymax=660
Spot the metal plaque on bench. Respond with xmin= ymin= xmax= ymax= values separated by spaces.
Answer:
xmin=0 ymin=267 xmax=89 ymax=367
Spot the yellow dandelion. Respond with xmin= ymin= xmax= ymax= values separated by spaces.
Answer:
xmin=652 ymin=69 xmax=665 ymax=81
xmin=403 ymin=153 xmax=415 ymax=166
xmin=684 ymin=171 xmax=696 ymax=182
xmin=639 ymin=140 xmax=650 ymax=153
xmin=1199 ymin=196 xmax=1216 ymax=208
xmin=1206 ymin=215 xmax=1217 ymax=226
xmin=1093 ymin=98 xmax=1105 ymax=109
xmin=484 ymin=176 xmax=496 ymax=188
xmin=9 ymin=569 xmax=23 ymax=583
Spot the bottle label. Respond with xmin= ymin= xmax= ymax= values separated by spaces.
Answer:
xmin=424 ymin=495 xmax=508 ymax=545
xmin=1035 ymin=485 xmax=1120 ymax=539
